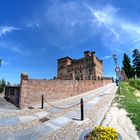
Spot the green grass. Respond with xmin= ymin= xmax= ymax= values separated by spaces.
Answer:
xmin=129 ymin=79 xmax=140 ymax=90
xmin=116 ymin=82 xmax=140 ymax=137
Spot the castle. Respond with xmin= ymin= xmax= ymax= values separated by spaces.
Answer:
xmin=5 ymin=51 xmax=113 ymax=109
xmin=57 ymin=51 xmax=104 ymax=80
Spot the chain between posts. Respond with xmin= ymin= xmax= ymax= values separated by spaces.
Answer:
xmin=44 ymin=98 xmax=80 ymax=110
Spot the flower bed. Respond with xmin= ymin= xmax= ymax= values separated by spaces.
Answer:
xmin=85 ymin=126 xmax=119 ymax=140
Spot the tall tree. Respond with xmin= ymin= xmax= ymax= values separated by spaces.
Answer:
xmin=132 ymin=49 xmax=140 ymax=78
xmin=1 ymin=79 xmax=6 ymax=87
xmin=0 ymin=79 xmax=6 ymax=93
xmin=122 ymin=53 xmax=133 ymax=79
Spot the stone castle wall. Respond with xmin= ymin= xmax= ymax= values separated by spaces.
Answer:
xmin=19 ymin=74 xmax=113 ymax=108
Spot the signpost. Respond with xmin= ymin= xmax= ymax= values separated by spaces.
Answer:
xmin=115 ymin=67 xmax=120 ymax=73
xmin=113 ymin=54 xmax=122 ymax=86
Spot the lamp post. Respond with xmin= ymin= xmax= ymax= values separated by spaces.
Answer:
xmin=113 ymin=54 xmax=121 ymax=86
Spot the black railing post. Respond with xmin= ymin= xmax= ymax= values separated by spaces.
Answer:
xmin=41 ymin=95 xmax=44 ymax=109
xmin=80 ymin=98 xmax=84 ymax=121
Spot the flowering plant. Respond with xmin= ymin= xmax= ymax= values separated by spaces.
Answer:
xmin=86 ymin=126 xmax=118 ymax=140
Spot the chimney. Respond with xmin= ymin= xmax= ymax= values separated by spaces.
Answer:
xmin=91 ymin=51 xmax=96 ymax=63
xmin=91 ymin=51 xmax=96 ymax=56
xmin=20 ymin=73 xmax=28 ymax=81
xmin=84 ymin=51 xmax=91 ymax=58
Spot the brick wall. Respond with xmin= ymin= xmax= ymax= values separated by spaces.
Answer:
xmin=19 ymin=73 xmax=113 ymax=108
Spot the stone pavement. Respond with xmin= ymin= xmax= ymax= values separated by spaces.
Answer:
xmin=102 ymin=105 xmax=140 ymax=140
xmin=0 ymin=96 xmax=18 ymax=115
xmin=0 ymin=83 xmax=117 ymax=140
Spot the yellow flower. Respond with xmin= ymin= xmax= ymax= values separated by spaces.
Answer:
xmin=87 ymin=126 xmax=118 ymax=140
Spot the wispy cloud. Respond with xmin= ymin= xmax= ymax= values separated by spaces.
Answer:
xmin=0 ymin=42 xmax=22 ymax=53
xmin=26 ymin=1 xmax=140 ymax=52
xmin=102 ymin=55 xmax=112 ymax=60
xmin=84 ymin=3 xmax=140 ymax=51
xmin=2 ymin=61 xmax=9 ymax=65
xmin=0 ymin=26 xmax=20 ymax=37
xmin=84 ymin=3 xmax=123 ymax=45
xmin=34 ymin=1 xmax=95 ymax=49
xmin=26 ymin=22 xmax=40 ymax=28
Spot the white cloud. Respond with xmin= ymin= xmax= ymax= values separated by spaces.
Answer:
xmin=84 ymin=4 xmax=123 ymax=44
xmin=10 ymin=46 xmax=22 ymax=53
xmin=27 ymin=1 xmax=140 ymax=52
xmin=38 ymin=1 xmax=95 ymax=49
xmin=0 ymin=42 xmax=22 ymax=53
xmin=2 ymin=61 xmax=9 ymax=65
xmin=84 ymin=3 xmax=140 ymax=51
xmin=0 ymin=26 xmax=20 ymax=37
xmin=26 ymin=22 xmax=40 ymax=28
xmin=102 ymin=55 xmax=112 ymax=60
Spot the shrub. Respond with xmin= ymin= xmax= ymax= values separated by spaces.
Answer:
xmin=86 ymin=126 xmax=118 ymax=140
xmin=129 ymin=79 xmax=140 ymax=90
xmin=0 ymin=86 xmax=4 ymax=93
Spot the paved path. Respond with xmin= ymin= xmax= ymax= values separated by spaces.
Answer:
xmin=0 ymin=83 xmax=117 ymax=140
xmin=102 ymin=105 xmax=140 ymax=140
xmin=0 ymin=97 xmax=18 ymax=115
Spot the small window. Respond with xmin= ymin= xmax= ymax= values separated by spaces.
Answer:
xmin=61 ymin=73 xmax=63 ymax=76
xmin=61 ymin=65 xmax=64 ymax=69
xmin=10 ymin=88 xmax=15 ymax=95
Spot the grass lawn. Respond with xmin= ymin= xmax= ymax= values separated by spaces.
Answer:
xmin=116 ymin=82 xmax=140 ymax=137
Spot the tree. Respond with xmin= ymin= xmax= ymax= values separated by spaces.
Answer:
xmin=132 ymin=49 xmax=140 ymax=78
xmin=122 ymin=53 xmax=133 ymax=79
xmin=1 ymin=78 xmax=6 ymax=87
xmin=0 ymin=79 xmax=6 ymax=93
xmin=7 ymin=82 xmax=11 ymax=86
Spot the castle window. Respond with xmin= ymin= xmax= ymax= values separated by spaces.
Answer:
xmin=61 ymin=65 xmax=64 ymax=69
xmin=80 ymin=70 xmax=82 ymax=73
xmin=61 ymin=73 xmax=63 ymax=76
xmin=89 ymin=69 xmax=91 ymax=72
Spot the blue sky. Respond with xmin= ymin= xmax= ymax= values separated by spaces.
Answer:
xmin=0 ymin=0 xmax=140 ymax=84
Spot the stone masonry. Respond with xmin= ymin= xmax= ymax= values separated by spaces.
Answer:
xmin=19 ymin=73 xmax=113 ymax=109
xmin=57 ymin=51 xmax=104 ymax=80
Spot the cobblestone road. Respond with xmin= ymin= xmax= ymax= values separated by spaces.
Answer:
xmin=0 ymin=83 xmax=117 ymax=140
